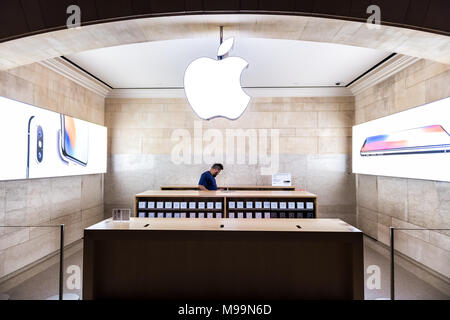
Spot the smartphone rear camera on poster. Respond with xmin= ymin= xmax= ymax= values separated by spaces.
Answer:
xmin=36 ymin=125 xmax=44 ymax=163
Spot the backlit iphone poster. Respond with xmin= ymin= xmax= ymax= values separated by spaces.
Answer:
xmin=353 ymin=97 xmax=450 ymax=182
xmin=0 ymin=96 xmax=107 ymax=181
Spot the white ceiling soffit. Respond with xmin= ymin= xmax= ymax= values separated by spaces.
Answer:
xmin=63 ymin=37 xmax=393 ymax=97
xmin=39 ymin=38 xmax=420 ymax=98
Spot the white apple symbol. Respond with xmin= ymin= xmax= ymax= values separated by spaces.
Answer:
xmin=184 ymin=37 xmax=250 ymax=120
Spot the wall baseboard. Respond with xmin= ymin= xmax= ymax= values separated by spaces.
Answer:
xmin=364 ymin=235 xmax=450 ymax=297
xmin=0 ymin=239 xmax=83 ymax=293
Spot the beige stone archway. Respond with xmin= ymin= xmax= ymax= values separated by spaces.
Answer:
xmin=0 ymin=14 xmax=449 ymax=71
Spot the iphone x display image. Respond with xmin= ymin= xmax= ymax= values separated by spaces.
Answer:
xmin=0 ymin=95 xmax=106 ymax=181
xmin=60 ymin=115 xmax=89 ymax=166
xmin=360 ymin=125 xmax=450 ymax=156
xmin=26 ymin=116 xmax=44 ymax=178
xmin=26 ymin=112 xmax=63 ymax=179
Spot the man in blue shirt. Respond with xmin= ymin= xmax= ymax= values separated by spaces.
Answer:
xmin=198 ymin=163 xmax=223 ymax=191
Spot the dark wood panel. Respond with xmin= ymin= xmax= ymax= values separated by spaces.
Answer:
xmin=95 ymin=0 xmax=133 ymax=19
xmin=149 ymin=0 xmax=185 ymax=14
xmin=240 ymin=0 xmax=260 ymax=11
xmin=368 ymin=0 xmax=411 ymax=24
xmin=20 ymin=0 xmax=45 ymax=30
xmin=312 ymin=0 xmax=353 ymax=17
xmin=423 ymin=0 xmax=450 ymax=32
xmin=259 ymin=0 xmax=297 ymax=12
xmin=39 ymin=0 xmax=76 ymax=28
xmin=294 ymin=0 xmax=314 ymax=13
xmin=203 ymin=0 xmax=241 ymax=11
xmin=76 ymin=0 xmax=100 ymax=23
xmin=130 ymin=0 xmax=151 ymax=15
xmin=0 ymin=0 xmax=449 ymax=43
xmin=404 ymin=0 xmax=430 ymax=28
xmin=184 ymin=0 xmax=204 ymax=12
xmin=0 ymin=1 xmax=29 ymax=39
xmin=83 ymin=228 xmax=364 ymax=299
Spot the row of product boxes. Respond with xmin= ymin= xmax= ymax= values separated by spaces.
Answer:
xmin=138 ymin=201 xmax=223 ymax=210
xmin=138 ymin=212 xmax=222 ymax=218
xmin=228 ymin=201 xmax=314 ymax=210
xmin=136 ymin=211 xmax=315 ymax=219
xmin=138 ymin=200 xmax=315 ymax=210
xmin=228 ymin=212 xmax=315 ymax=219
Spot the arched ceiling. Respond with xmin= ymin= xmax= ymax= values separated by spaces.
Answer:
xmin=0 ymin=14 xmax=449 ymax=72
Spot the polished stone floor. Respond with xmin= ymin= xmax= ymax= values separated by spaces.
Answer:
xmin=363 ymin=238 xmax=448 ymax=300
xmin=2 ymin=237 xmax=449 ymax=300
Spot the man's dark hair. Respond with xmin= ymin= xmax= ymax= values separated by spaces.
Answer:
xmin=211 ymin=163 xmax=224 ymax=170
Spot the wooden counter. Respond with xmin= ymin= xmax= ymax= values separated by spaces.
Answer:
xmin=136 ymin=190 xmax=316 ymax=198
xmin=161 ymin=185 xmax=296 ymax=191
xmin=83 ymin=218 xmax=364 ymax=300
xmin=85 ymin=217 xmax=353 ymax=232
xmin=134 ymin=190 xmax=318 ymax=219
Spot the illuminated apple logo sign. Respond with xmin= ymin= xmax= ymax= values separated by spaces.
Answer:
xmin=184 ymin=38 xmax=250 ymax=120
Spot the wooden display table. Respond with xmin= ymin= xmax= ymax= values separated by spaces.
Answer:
xmin=161 ymin=185 xmax=296 ymax=191
xmin=83 ymin=218 xmax=364 ymax=300
xmin=135 ymin=190 xmax=318 ymax=219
